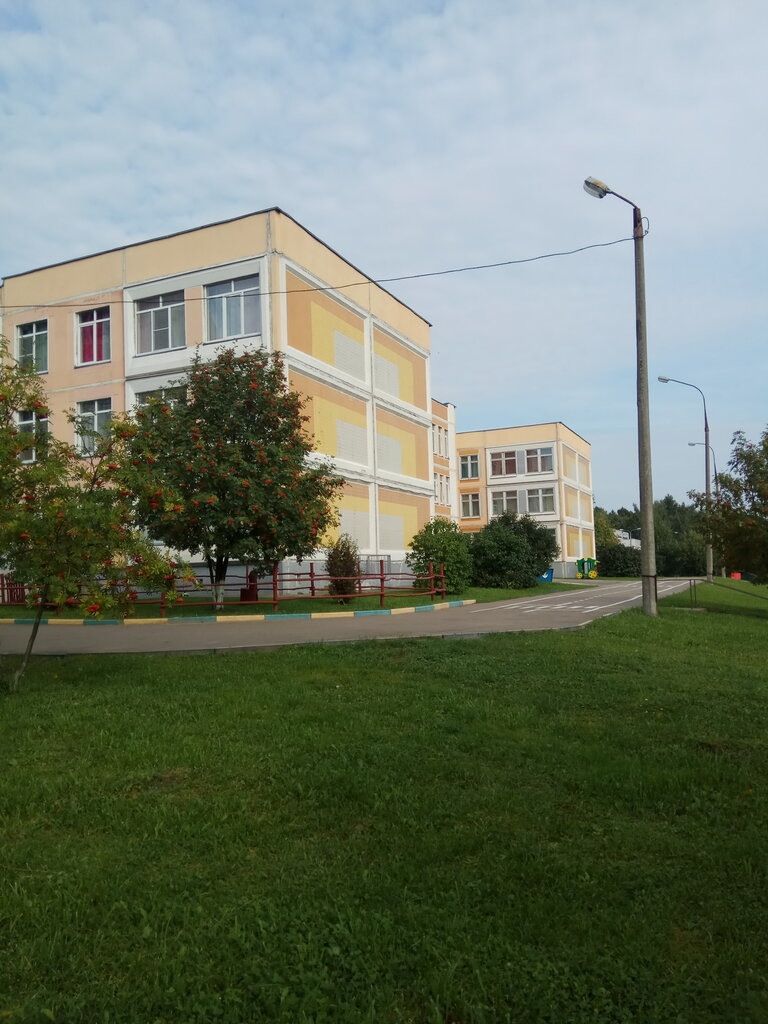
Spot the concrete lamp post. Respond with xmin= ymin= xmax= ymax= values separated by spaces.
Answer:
xmin=658 ymin=376 xmax=713 ymax=583
xmin=584 ymin=177 xmax=657 ymax=616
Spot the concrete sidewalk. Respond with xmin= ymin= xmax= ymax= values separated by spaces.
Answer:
xmin=0 ymin=579 xmax=693 ymax=657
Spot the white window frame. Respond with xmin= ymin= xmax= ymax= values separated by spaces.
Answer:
xmin=491 ymin=490 xmax=518 ymax=516
xmin=527 ymin=487 xmax=555 ymax=514
xmin=18 ymin=320 xmax=48 ymax=373
xmin=77 ymin=306 xmax=111 ymax=365
xmin=526 ymin=447 xmax=554 ymax=474
xmin=490 ymin=450 xmax=517 ymax=477
xmin=77 ymin=398 xmax=112 ymax=454
xmin=460 ymin=454 xmax=479 ymax=480
xmin=461 ymin=492 xmax=481 ymax=518
xmin=17 ymin=410 xmax=48 ymax=463
xmin=136 ymin=291 xmax=186 ymax=355
xmin=205 ymin=274 xmax=261 ymax=343
xmin=135 ymin=385 xmax=185 ymax=408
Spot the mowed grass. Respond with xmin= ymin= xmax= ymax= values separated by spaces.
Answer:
xmin=1 ymin=594 xmax=767 ymax=1022
xmin=664 ymin=577 xmax=768 ymax=619
xmin=0 ymin=581 xmax=577 ymax=619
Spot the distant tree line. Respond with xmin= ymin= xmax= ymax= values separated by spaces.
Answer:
xmin=594 ymin=496 xmax=707 ymax=577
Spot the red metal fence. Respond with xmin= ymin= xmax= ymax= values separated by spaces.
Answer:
xmin=0 ymin=561 xmax=446 ymax=616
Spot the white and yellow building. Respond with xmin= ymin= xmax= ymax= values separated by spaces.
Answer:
xmin=0 ymin=209 xmax=436 ymax=558
xmin=456 ymin=422 xmax=594 ymax=576
xmin=431 ymin=399 xmax=458 ymax=522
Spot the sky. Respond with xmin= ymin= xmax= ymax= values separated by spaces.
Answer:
xmin=1 ymin=0 xmax=765 ymax=510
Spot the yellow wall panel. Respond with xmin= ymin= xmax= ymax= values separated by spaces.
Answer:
xmin=311 ymin=395 xmax=367 ymax=457
xmin=567 ymin=526 xmax=580 ymax=558
xmin=565 ymin=485 xmax=579 ymax=518
xmin=311 ymin=303 xmax=364 ymax=370
xmin=324 ymin=485 xmax=369 ymax=544
xmin=376 ymin=420 xmax=417 ymax=477
xmin=373 ymin=329 xmax=427 ymax=409
xmin=562 ymin=447 xmax=577 ymax=480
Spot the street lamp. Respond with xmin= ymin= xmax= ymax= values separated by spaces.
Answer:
xmin=659 ymin=376 xmax=713 ymax=583
xmin=584 ymin=177 xmax=657 ymax=615
xmin=687 ymin=442 xmax=719 ymax=498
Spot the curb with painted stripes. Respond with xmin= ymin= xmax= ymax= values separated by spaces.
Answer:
xmin=0 ymin=599 xmax=476 ymax=626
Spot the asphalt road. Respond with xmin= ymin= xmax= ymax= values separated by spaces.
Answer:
xmin=0 ymin=579 xmax=693 ymax=657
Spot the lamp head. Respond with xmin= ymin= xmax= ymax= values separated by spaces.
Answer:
xmin=658 ymin=376 xmax=670 ymax=383
xmin=688 ymin=442 xmax=697 ymax=447
xmin=583 ymin=177 xmax=610 ymax=199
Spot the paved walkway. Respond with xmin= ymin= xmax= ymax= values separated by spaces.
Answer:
xmin=0 ymin=579 xmax=693 ymax=657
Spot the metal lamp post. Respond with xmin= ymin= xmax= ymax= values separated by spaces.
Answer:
xmin=584 ymin=177 xmax=657 ymax=615
xmin=659 ymin=376 xmax=713 ymax=583
xmin=687 ymin=442 xmax=719 ymax=498
xmin=689 ymin=440 xmax=724 ymax=577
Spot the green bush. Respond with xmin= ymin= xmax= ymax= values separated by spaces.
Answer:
xmin=325 ymin=534 xmax=361 ymax=603
xmin=470 ymin=512 xmax=557 ymax=589
xmin=406 ymin=518 xmax=473 ymax=594
xmin=596 ymin=542 xmax=642 ymax=577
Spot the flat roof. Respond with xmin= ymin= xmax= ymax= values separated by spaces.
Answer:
xmin=456 ymin=421 xmax=590 ymax=446
xmin=1 ymin=207 xmax=431 ymax=327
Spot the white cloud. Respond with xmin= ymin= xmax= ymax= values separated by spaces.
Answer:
xmin=1 ymin=0 xmax=766 ymax=511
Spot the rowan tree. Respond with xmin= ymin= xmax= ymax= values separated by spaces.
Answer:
xmin=0 ymin=339 xmax=184 ymax=692
xmin=692 ymin=427 xmax=768 ymax=582
xmin=118 ymin=347 xmax=343 ymax=606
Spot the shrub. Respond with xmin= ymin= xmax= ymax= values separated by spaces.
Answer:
xmin=513 ymin=514 xmax=560 ymax=574
xmin=325 ymin=534 xmax=361 ymax=604
xmin=596 ymin=542 xmax=642 ymax=577
xmin=470 ymin=512 xmax=555 ymax=589
xmin=406 ymin=518 xmax=473 ymax=594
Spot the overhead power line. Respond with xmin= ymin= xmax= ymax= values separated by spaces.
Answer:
xmin=0 ymin=232 xmax=642 ymax=310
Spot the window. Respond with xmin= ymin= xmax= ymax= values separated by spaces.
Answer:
xmin=136 ymin=291 xmax=185 ymax=354
xmin=135 ymin=386 xmax=185 ymax=408
xmin=77 ymin=398 xmax=112 ymax=454
xmin=206 ymin=275 xmax=261 ymax=342
xmin=432 ymin=424 xmax=437 ymax=454
xmin=439 ymin=475 xmax=445 ymax=505
xmin=527 ymin=487 xmax=555 ymax=513
xmin=461 ymin=492 xmax=481 ymax=518
xmin=526 ymin=446 xmax=553 ymax=473
xmin=490 ymin=450 xmax=517 ymax=476
xmin=460 ymin=454 xmax=479 ymax=479
xmin=434 ymin=472 xmax=438 ymax=499
xmin=18 ymin=410 xmax=48 ymax=463
xmin=18 ymin=320 xmax=48 ymax=373
xmin=77 ymin=307 xmax=111 ymax=364
xmin=491 ymin=490 xmax=518 ymax=516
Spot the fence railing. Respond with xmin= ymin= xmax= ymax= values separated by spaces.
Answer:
xmin=0 ymin=561 xmax=446 ymax=616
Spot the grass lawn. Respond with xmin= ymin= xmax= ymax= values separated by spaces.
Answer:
xmin=1 ymin=590 xmax=767 ymax=1021
xmin=0 ymin=581 xmax=577 ymax=619
xmin=664 ymin=577 xmax=768 ymax=619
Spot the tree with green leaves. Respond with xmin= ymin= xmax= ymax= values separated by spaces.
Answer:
xmin=692 ymin=427 xmax=768 ymax=582
xmin=470 ymin=511 xmax=558 ymax=589
xmin=119 ymin=347 xmax=343 ymax=607
xmin=406 ymin=517 xmax=472 ymax=594
xmin=1 ymin=339 xmax=183 ymax=692
xmin=593 ymin=506 xmax=618 ymax=550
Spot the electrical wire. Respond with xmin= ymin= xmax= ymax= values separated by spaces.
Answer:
xmin=0 ymin=231 xmax=643 ymax=310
